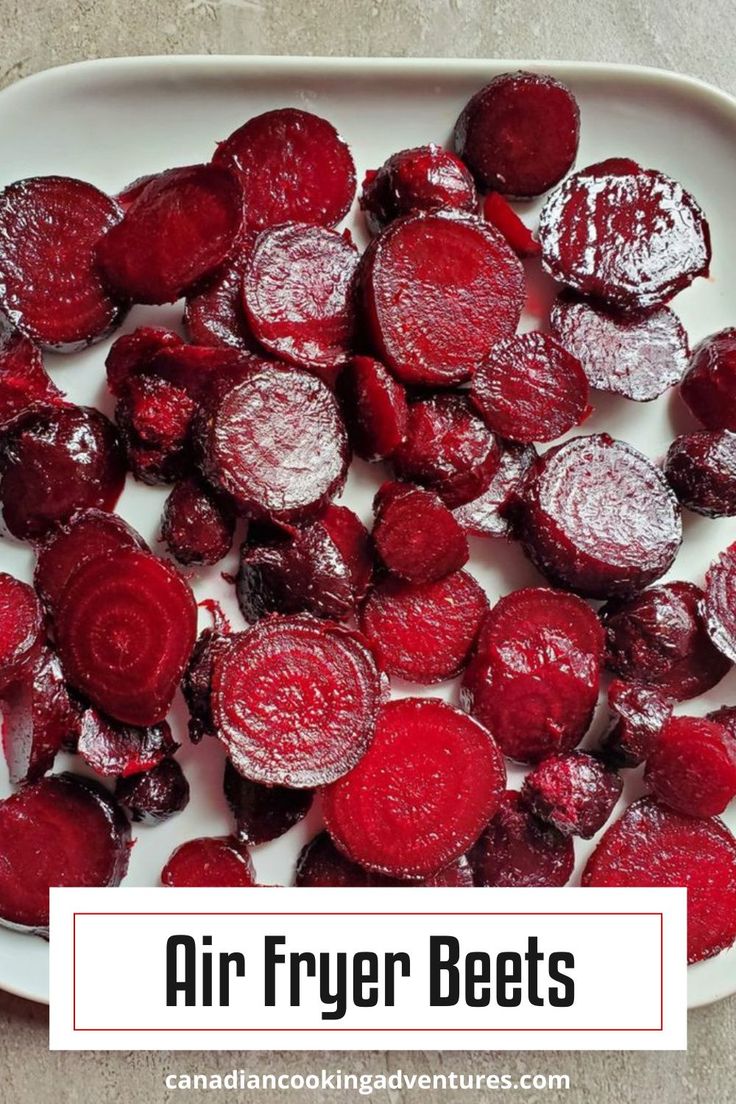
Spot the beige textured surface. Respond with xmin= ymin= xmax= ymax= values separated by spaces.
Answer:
xmin=0 ymin=2 xmax=734 ymax=1101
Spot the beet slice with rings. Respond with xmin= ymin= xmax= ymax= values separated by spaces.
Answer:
xmin=582 ymin=797 xmax=736 ymax=964
xmin=161 ymin=836 xmax=256 ymax=888
xmin=703 ymin=541 xmax=736 ymax=663
xmin=55 ymin=548 xmax=197 ymax=727
xmin=359 ymin=144 xmax=478 ymax=235
xmin=296 ymin=832 xmax=473 ymax=888
xmin=223 ymin=759 xmax=313 ymax=846
xmin=105 ymin=326 xmax=183 ymax=397
xmin=550 ymin=295 xmax=689 ymax=401
xmin=161 ymin=478 xmax=236 ymax=566
xmin=0 ymin=573 xmax=43 ymax=691
xmin=372 ymin=483 xmax=469 ymax=584
xmin=212 ymin=616 xmax=381 ymax=788
xmin=337 ymin=356 xmax=408 ymax=462
xmin=644 ymin=715 xmax=736 ymax=818
xmin=599 ymin=680 xmax=673 ymax=769
xmin=0 ymin=404 xmax=126 ymax=542
xmin=469 ymin=791 xmax=575 ymax=888
xmin=116 ymin=373 xmax=197 ymax=485
xmin=184 ymin=246 xmax=260 ymax=351
xmin=182 ymin=629 xmax=233 ymax=744
xmin=452 ymin=442 xmax=536 ymax=539
xmin=471 ymin=331 xmax=591 ymax=444
xmin=1 ymin=647 xmax=79 ymax=784
xmin=454 ymin=71 xmax=580 ymax=197
xmin=539 ymin=160 xmax=711 ymax=311
xmin=665 ymin=431 xmax=736 ymax=517
xmin=97 ymin=163 xmax=244 ymax=305
xmin=482 ymin=193 xmax=541 ymax=257
xmin=322 ymin=697 xmax=505 ymax=880
xmin=0 ymin=176 xmax=126 ymax=351
xmin=76 ymin=707 xmax=178 ymax=778
xmin=116 ymin=758 xmax=190 ymax=825
xmin=520 ymin=751 xmax=623 ymax=839
xmin=361 ymin=211 xmax=525 ymax=387
xmin=510 ymin=434 xmax=682 ymax=599
xmin=0 ymin=773 xmax=131 ymax=932
xmin=0 ymin=321 xmax=64 ymax=428
xmin=681 ymin=329 xmax=736 ymax=430
xmin=213 ymin=108 xmax=356 ymax=232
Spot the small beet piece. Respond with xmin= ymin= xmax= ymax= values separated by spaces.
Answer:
xmin=511 ymin=434 xmax=682 ymax=599
xmin=55 ymin=547 xmax=197 ymax=726
xmin=703 ymin=541 xmax=736 ymax=663
xmin=0 ymin=773 xmax=131 ymax=932
xmin=105 ymin=326 xmax=183 ymax=397
xmin=1 ymin=648 xmax=79 ymax=784
xmin=223 ymin=759 xmax=312 ymax=846
xmin=116 ymin=758 xmax=190 ymax=825
xmin=471 ymin=331 xmax=591 ymax=444
xmin=161 ymin=836 xmax=256 ymax=888
xmin=452 ymin=442 xmax=536 ymax=539
xmin=77 ymin=707 xmax=178 ymax=778
xmin=550 ymin=295 xmax=689 ymax=401
xmin=645 ymin=715 xmax=736 ymax=818
xmin=116 ymin=373 xmax=197 ymax=485
xmin=372 ymin=483 xmax=468 ymax=583
xmin=665 ymin=431 xmax=736 ymax=517
xmin=521 ymin=752 xmax=623 ymax=839
xmin=469 ymin=791 xmax=574 ymax=888
xmin=337 ymin=356 xmax=408 ymax=462
xmin=296 ymin=832 xmax=473 ymax=887
xmin=184 ymin=246 xmax=258 ymax=351
xmin=212 ymin=616 xmax=381 ymax=788
xmin=0 ymin=573 xmax=43 ymax=690
xmin=360 ymin=144 xmax=478 ymax=234
xmin=361 ymin=210 xmax=524 ymax=387
xmin=482 ymin=193 xmax=541 ymax=256
xmin=0 ymin=176 xmax=126 ymax=350
xmin=582 ymin=797 xmax=736 ymax=964
xmin=319 ymin=505 xmax=372 ymax=602
xmin=681 ymin=329 xmax=736 ymax=430
xmin=213 ymin=108 xmax=356 ymax=232
xmin=161 ymin=479 xmax=235 ymax=566
xmin=182 ymin=629 xmax=232 ymax=744
xmin=600 ymin=680 xmax=673 ymax=769
xmin=0 ymin=321 xmax=64 ymax=428
xmin=146 ymin=343 xmax=258 ymax=404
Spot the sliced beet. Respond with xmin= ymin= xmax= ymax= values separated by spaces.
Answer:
xmin=319 ymin=505 xmax=372 ymax=602
xmin=360 ymin=144 xmax=477 ymax=234
xmin=198 ymin=363 xmax=349 ymax=523
xmin=0 ymin=573 xmax=43 ymax=690
xmin=681 ymin=329 xmax=736 ymax=430
xmin=601 ymin=580 xmax=731 ymax=700
xmin=323 ymin=698 xmax=504 ymax=878
xmin=105 ymin=326 xmax=183 ymax=397
xmin=482 ymin=193 xmax=541 ymax=256
xmin=77 ymin=707 xmax=178 ymax=778
xmin=645 ymin=715 xmax=736 ymax=818
xmin=0 ymin=404 xmax=126 ymax=541
xmin=599 ymin=679 xmax=673 ymax=769
xmin=471 ymin=331 xmax=591 ymax=443
xmin=97 ymin=163 xmax=244 ymax=305
xmin=521 ymin=752 xmax=622 ymax=839
xmin=372 ymin=483 xmax=468 ymax=583
xmin=146 ymin=343 xmax=258 ymax=404
xmin=337 ymin=356 xmax=408 ymax=462
xmin=539 ymin=160 xmax=711 ymax=311
xmin=182 ymin=629 xmax=232 ymax=744
xmin=0 ymin=321 xmax=64 ymax=428
xmin=0 ymin=773 xmax=131 ymax=932
xmin=223 ymin=759 xmax=312 ymax=846
xmin=703 ymin=541 xmax=736 ymax=662
xmin=582 ymin=797 xmax=736 ymax=964
xmin=511 ymin=434 xmax=682 ymax=599
xmin=212 ymin=616 xmax=381 ymax=787
xmin=550 ymin=295 xmax=689 ymax=401
xmin=184 ymin=246 xmax=258 ymax=350
xmin=116 ymin=757 xmax=190 ymax=825
xmin=361 ymin=211 xmax=524 ymax=386
xmin=296 ymin=832 xmax=473 ymax=887
xmin=55 ymin=548 xmax=197 ymax=726
xmin=1 ymin=647 xmax=79 ymax=784
xmin=213 ymin=108 xmax=356 ymax=231
xmin=665 ymin=431 xmax=736 ymax=517
xmin=708 ymin=705 xmax=736 ymax=742
xmin=0 ymin=176 xmax=126 ymax=351
xmin=161 ymin=836 xmax=256 ymax=888
xmin=454 ymin=71 xmax=580 ymax=197
xmin=452 ymin=442 xmax=536 ymax=539
xmin=469 ymin=791 xmax=575 ymax=888
xmin=161 ymin=479 xmax=235 ymax=566
xmin=116 ymin=372 xmax=197 ymax=486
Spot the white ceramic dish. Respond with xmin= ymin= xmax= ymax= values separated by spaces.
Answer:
xmin=0 ymin=55 xmax=734 ymax=1009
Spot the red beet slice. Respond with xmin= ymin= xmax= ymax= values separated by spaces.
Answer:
xmin=471 ymin=331 xmax=591 ymax=443
xmin=105 ymin=326 xmax=183 ymax=397
xmin=0 ymin=404 xmax=126 ymax=541
xmin=116 ymin=757 xmax=190 ymax=825
xmin=182 ymin=629 xmax=232 ymax=744
xmin=198 ymin=363 xmax=349 ymax=523
xmin=511 ymin=434 xmax=682 ymax=599
xmin=539 ymin=160 xmax=711 ymax=311
xmin=550 ymin=295 xmax=689 ymax=401
xmin=665 ymin=431 xmax=736 ymax=517
xmin=1 ymin=647 xmax=79 ymax=784
xmin=223 ymin=759 xmax=312 ymax=846
xmin=0 ymin=321 xmax=64 ymax=428
xmin=600 ymin=679 xmax=673 ymax=769
xmin=0 ymin=176 xmax=126 ymax=350
xmin=296 ymin=832 xmax=473 ymax=887
xmin=212 ymin=616 xmax=381 ymax=787
xmin=323 ymin=698 xmax=504 ymax=879
xmin=184 ymin=246 xmax=259 ymax=350
xmin=161 ymin=836 xmax=256 ymax=888
xmin=97 ymin=163 xmax=244 ymax=305
xmin=703 ymin=541 xmax=736 ymax=663
xmin=361 ymin=211 xmax=524 ymax=386
xmin=645 ymin=715 xmax=736 ymax=818
xmin=582 ymin=797 xmax=736 ymax=964
xmin=319 ymin=505 xmax=372 ymax=602
xmin=469 ymin=791 xmax=575 ymax=888
xmin=372 ymin=483 xmax=468 ymax=584
xmin=161 ymin=479 xmax=235 ymax=566
xmin=146 ymin=343 xmax=258 ymax=404
xmin=337 ymin=356 xmax=408 ymax=462
xmin=0 ymin=573 xmax=43 ymax=691
xmin=55 ymin=548 xmax=197 ymax=726
xmin=77 ymin=706 xmax=178 ymax=778
xmin=521 ymin=752 xmax=622 ymax=839
xmin=392 ymin=393 xmax=500 ymax=508
xmin=360 ymin=144 xmax=477 ymax=235
xmin=452 ymin=443 xmax=536 ymax=539
xmin=681 ymin=329 xmax=736 ymax=430
xmin=454 ymin=71 xmax=580 ymax=197
xmin=360 ymin=570 xmax=486 ymax=684
xmin=0 ymin=773 xmax=131 ymax=932
xmin=213 ymin=108 xmax=356 ymax=232
xmin=482 ymin=193 xmax=541 ymax=256
xmin=116 ymin=373 xmax=196 ymax=486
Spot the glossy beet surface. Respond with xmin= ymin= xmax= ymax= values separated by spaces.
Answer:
xmin=76 ymin=707 xmax=178 ymax=778
xmin=337 ymin=356 xmax=408 ymax=463
xmin=680 ymin=329 xmax=736 ymax=430
xmin=360 ymin=144 xmax=477 ymax=234
xmin=184 ymin=248 xmax=257 ymax=350
xmin=600 ymin=679 xmax=673 ymax=769
xmin=372 ymin=483 xmax=468 ymax=584
xmin=645 ymin=715 xmax=736 ymax=818
xmin=452 ymin=443 xmax=536 ymax=539
xmin=116 ymin=758 xmax=190 ymax=825
xmin=520 ymin=751 xmax=623 ymax=839
xmin=116 ymin=374 xmax=196 ymax=485
xmin=701 ymin=542 xmax=736 ymax=663
xmin=0 ymin=321 xmax=64 ymax=427
xmin=296 ymin=832 xmax=473 ymax=887
xmin=0 ymin=573 xmax=43 ymax=691
xmin=469 ymin=791 xmax=574 ymax=887
xmin=665 ymin=431 xmax=736 ymax=517
xmin=105 ymin=326 xmax=183 ymax=397
xmin=1 ymin=648 xmax=79 ymax=784
xmin=161 ymin=836 xmax=256 ymax=888
xmin=161 ymin=479 xmax=235 ymax=566
xmin=182 ymin=629 xmax=232 ymax=744
xmin=223 ymin=759 xmax=313 ymax=846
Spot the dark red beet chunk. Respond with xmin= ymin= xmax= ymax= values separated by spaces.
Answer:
xmin=212 ymin=616 xmax=381 ymax=788
xmin=224 ymin=759 xmax=312 ymax=846
xmin=0 ymin=573 xmax=43 ymax=691
xmin=323 ymin=697 xmax=504 ymax=879
xmin=582 ymin=797 xmax=736 ymax=964
xmin=105 ymin=326 xmax=183 ymax=397
xmin=296 ymin=832 xmax=473 ymax=887
xmin=97 ymin=163 xmax=244 ymax=305
xmin=681 ymin=330 xmax=736 ymax=430
xmin=372 ymin=483 xmax=468 ymax=583
xmin=708 ymin=705 xmax=736 ymax=743
xmin=55 ymin=548 xmax=197 ymax=726
xmin=550 ymin=296 xmax=689 ymax=401
xmin=452 ymin=443 xmax=536 ymax=539
xmin=360 ymin=144 xmax=477 ymax=235
xmin=0 ymin=773 xmax=131 ymax=932
xmin=161 ymin=479 xmax=235 ymax=566
xmin=645 ymin=715 xmax=736 ymax=818
xmin=146 ymin=343 xmax=258 ymax=404
xmin=182 ymin=629 xmax=232 ymax=744
xmin=0 ymin=176 xmax=126 ymax=351
xmin=1 ymin=648 xmax=79 ymax=784
xmin=704 ymin=541 xmax=736 ymax=663
xmin=116 ymin=758 xmax=190 ymax=825
xmin=469 ymin=791 xmax=575 ymax=888
xmin=471 ymin=332 xmax=591 ymax=443
xmin=161 ymin=836 xmax=256 ymax=888
xmin=665 ymin=431 xmax=736 ymax=517
xmin=511 ymin=434 xmax=682 ymax=599
xmin=213 ymin=108 xmax=356 ymax=232
xmin=77 ymin=707 xmax=178 ymax=778
xmin=337 ymin=356 xmax=408 ymax=462
xmin=361 ymin=211 xmax=524 ymax=386
xmin=184 ymin=246 xmax=258 ymax=351
xmin=0 ymin=321 xmax=64 ymax=428
xmin=482 ymin=193 xmax=540 ymax=256
xmin=198 ymin=363 xmax=349 ymax=524
xmin=521 ymin=752 xmax=622 ymax=839
xmin=116 ymin=373 xmax=197 ymax=486
xmin=0 ymin=404 xmax=126 ymax=541
xmin=600 ymin=679 xmax=673 ymax=769
xmin=319 ymin=505 xmax=372 ymax=602
xmin=539 ymin=160 xmax=711 ymax=311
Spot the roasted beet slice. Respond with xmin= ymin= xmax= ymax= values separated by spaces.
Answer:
xmin=360 ymin=144 xmax=477 ymax=234
xmin=0 ymin=573 xmax=43 ymax=690
xmin=665 ymin=431 xmax=736 ymax=517
xmin=361 ymin=211 xmax=524 ymax=386
xmin=77 ymin=707 xmax=178 ymax=778
xmin=539 ymin=161 xmax=711 ymax=311
xmin=511 ymin=434 xmax=682 ymax=599
xmin=146 ymin=343 xmax=258 ymax=404
xmin=105 ymin=326 xmax=183 ymax=397
xmin=582 ymin=797 xmax=736 ymax=964
xmin=550 ymin=295 xmax=689 ymax=401
xmin=0 ymin=404 xmax=126 ymax=541
xmin=319 ymin=505 xmax=372 ymax=602
xmin=212 ymin=616 xmax=381 ymax=787
xmin=323 ymin=697 xmax=504 ymax=879
xmin=521 ymin=752 xmax=622 ymax=839
xmin=471 ymin=332 xmax=591 ymax=444
xmin=0 ymin=176 xmax=126 ymax=350
xmin=0 ymin=321 xmax=64 ymax=428
xmin=55 ymin=548 xmax=197 ymax=726
xmin=454 ymin=71 xmax=580 ymax=197
xmin=599 ymin=680 xmax=673 ymax=769
xmin=703 ymin=541 xmax=736 ymax=663
xmin=116 ymin=373 xmax=197 ymax=485
xmin=97 ymin=163 xmax=244 ymax=305
xmin=296 ymin=832 xmax=473 ymax=887
xmin=644 ymin=715 xmax=736 ymax=818
xmin=681 ymin=329 xmax=736 ymax=430
xmin=182 ymin=629 xmax=232 ymax=744
xmin=469 ymin=791 xmax=574 ymax=888
xmin=198 ymin=363 xmax=349 ymax=523
xmin=116 ymin=757 xmax=190 ymax=825
xmin=184 ymin=247 xmax=258 ymax=350
xmin=213 ymin=108 xmax=356 ymax=231
xmin=1 ymin=648 xmax=79 ymax=784
xmin=452 ymin=443 xmax=536 ymax=539
xmin=223 ymin=759 xmax=312 ymax=846
xmin=337 ymin=356 xmax=408 ymax=462
xmin=161 ymin=836 xmax=256 ymax=888
xmin=482 ymin=193 xmax=541 ymax=257
xmin=161 ymin=478 xmax=235 ymax=566
xmin=372 ymin=483 xmax=468 ymax=583
xmin=0 ymin=773 xmax=131 ymax=932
